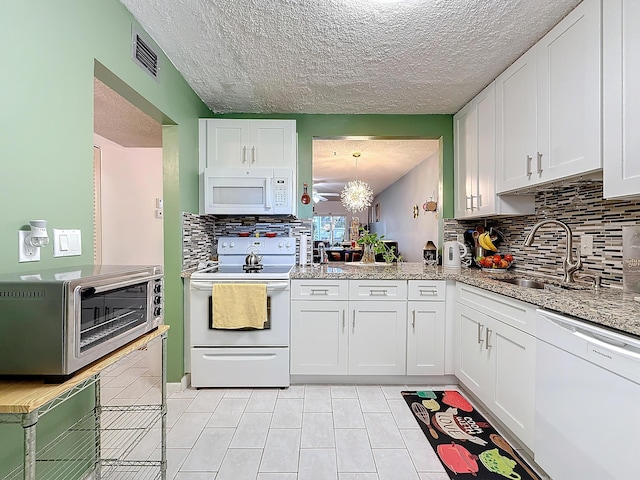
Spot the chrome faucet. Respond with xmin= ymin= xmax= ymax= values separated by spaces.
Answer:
xmin=523 ymin=219 xmax=583 ymax=283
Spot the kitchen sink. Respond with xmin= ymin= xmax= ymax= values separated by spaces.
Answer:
xmin=497 ymin=278 xmax=546 ymax=289
xmin=494 ymin=277 xmax=590 ymax=291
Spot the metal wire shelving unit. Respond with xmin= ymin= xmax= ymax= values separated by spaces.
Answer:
xmin=0 ymin=326 xmax=168 ymax=480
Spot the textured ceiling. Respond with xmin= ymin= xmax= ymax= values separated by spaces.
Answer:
xmin=313 ymin=138 xmax=439 ymax=198
xmin=119 ymin=0 xmax=581 ymax=114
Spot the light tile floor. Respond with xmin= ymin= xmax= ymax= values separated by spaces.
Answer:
xmin=100 ymin=343 xmax=543 ymax=480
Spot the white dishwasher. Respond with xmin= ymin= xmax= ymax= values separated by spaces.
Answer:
xmin=535 ymin=309 xmax=640 ymax=480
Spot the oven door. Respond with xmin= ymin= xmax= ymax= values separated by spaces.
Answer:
xmin=189 ymin=279 xmax=290 ymax=347
xmin=67 ymin=274 xmax=162 ymax=373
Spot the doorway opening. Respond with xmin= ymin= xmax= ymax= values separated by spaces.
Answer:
xmin=93 ymin=76 xmax=164 ymax=266
xmin=312 ymin=136 xmax=441 ymax=262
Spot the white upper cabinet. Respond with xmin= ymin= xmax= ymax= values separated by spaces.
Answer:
xmin=496 ymin=0 xmax=602 ymax=193
xmin=495 ymin=48 xmax=538 ymax=192
xmin=603 ymin=0 xmax=640 ymax=198
xmin=199 ymin=119 xmax=297 ymax=171
xmin=455 ymin=82 xmax=534 ymax=219
xmin=537 ymin=0 xmax=602 ymax=181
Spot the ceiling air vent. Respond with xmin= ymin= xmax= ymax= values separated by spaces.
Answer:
xmin=131 ymin=27 xmax=159 ymax=80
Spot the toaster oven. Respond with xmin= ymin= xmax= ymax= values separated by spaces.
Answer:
xmin=0 ymin=264 xmax=163 ymax=381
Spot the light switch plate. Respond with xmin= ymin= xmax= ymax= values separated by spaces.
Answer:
xmin=581 ymin=234 xmax=593 ymax=256
xmin=53 ymin=229 xmax=82 ymax=257
xmin=18 ymin=230 xmax=40 ymax=262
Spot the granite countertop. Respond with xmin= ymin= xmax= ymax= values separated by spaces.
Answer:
xmin=291 ymin=262 xmax=640 ymax=338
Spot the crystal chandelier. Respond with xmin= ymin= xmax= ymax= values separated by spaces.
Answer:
xmin=341 ymin=152 xmax=374 ymax=213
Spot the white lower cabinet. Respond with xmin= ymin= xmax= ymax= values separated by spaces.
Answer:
xmin=290 ymin=299 xmax=348 ymax=375
xmin=407 ymin=280 xmax=446 ymax=375
xmin=290 ymin=280 xmax=349 ymax=375
xmin=455 ymin=284 xmax=536 ymax=451
xmin=348 ymin=301 xmax=407 ymax=375
xmin=291 ymin=279 xmax=445 ymax=376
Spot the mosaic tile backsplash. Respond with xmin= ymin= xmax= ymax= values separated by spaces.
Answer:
xmin=444 ymin=181 xmax=640 ymax=288
xmin=184 ymin=181 xmax=640 ymax=288
xmin=182 ymin=214 xmax=312 ymax=269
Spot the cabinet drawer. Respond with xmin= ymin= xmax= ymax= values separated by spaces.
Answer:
xmin=408 ymin=280 xmax=446 ymax=301
xmin=456 ymin=283 xmax=536 ymax=335
xmin=291 ymin=279 xmax=348 ymax=300
xmin=349 ymin=280 xmax=407 ymax=300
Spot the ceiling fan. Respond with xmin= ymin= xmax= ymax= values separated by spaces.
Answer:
xmin=312 ymin=185 xmax=339 ymax=203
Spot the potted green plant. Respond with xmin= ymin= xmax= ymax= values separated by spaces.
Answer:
xmin=381 ymin=244 xmax=402 ymax=264
xmin=356 ymin=227 xmax=402 ymax=264
xmin=356 ymin=227 xmax=384 ymax=263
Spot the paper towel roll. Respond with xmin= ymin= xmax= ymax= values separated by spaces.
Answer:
xmin=299 ymin=234 xmax=308 ymax=265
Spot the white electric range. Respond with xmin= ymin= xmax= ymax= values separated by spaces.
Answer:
xmin=189 ymin=236 xmax=296 ymax=388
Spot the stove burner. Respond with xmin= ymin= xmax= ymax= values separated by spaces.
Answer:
xmin=243 ymin=264 xmax=264 ymax=273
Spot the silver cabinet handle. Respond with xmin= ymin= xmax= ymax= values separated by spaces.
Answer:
xmin=352 ymin=310 xmax=356 ymax=333
xmin=536 ymin=152 xmax=543 ymax=175
xmin=419 ymin=289 xmax=437 ymax=296
xmin=310 ymin=288 xmax=329 ymax=295
xmin=477 ymin=323 xmax=484 ymax=344
xmin=369 ymin=289 xmax=388 ymax=296
xmin=485 ymin=328 xmax=492 ymax=350
xmin=526 ymin=155 xmax=533 ymax=178
xmin=465 ymin=195 xmax=472 ymax=211
xmin=475 ymin=194 xmax=481 ymax=209
xmin=242 ymin=146 xmax=247 ymax=163
xmin=412 ymin=310 xmax=416 ymax=330
xmin=342 ymin=310 xmax=345 ymax=331
xmin=251 ymin=146 xmax=256 ymax=164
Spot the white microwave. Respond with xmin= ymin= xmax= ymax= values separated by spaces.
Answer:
xmin=203 ymin=167 xmax=295 ymax=215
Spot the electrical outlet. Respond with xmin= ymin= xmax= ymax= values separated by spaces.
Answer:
xmin=581 ymin=234 xmax=593 ymax=256
xmin=456 ymin=234 xmax=464 ymax=242
xmin=18 ymin=230 xmax=40 ymax=262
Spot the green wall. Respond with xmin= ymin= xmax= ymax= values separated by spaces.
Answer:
xmin=0 ymin=2 xmax=209 ymax=474
xmin=212 ymin=114 xmax=454 ymax=220
xmin=1 ymin=1 xmax=210 ymax=385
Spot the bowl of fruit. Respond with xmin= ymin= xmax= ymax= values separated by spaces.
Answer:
xmin=478 ymin=253 xmax=514 ymax=272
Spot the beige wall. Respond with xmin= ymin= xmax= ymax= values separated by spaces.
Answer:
xmin=95 ymin=134 xmax=164 ymax=266
xmin=370 ymin=150 xmax=440 ymax=262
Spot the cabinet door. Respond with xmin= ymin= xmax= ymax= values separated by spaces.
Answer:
xmin=454 ymin=100 xmax=477 ymax=219
xmin=250 ymin=120 xmax=296 ymax=169
xmin=455 ymin=304 xmax=492 ymax=400
xmin=537 ymin=0 xmax=602 ymax=182
xmin=489 ymin=320 xmax=536 ymax=450
xmin=204 ymin=119 xmax=251 ymax=169
xmin=349 ymin=301 xmax=407 ymax=375
xmin=407 ymin=301 xmax=445 ymax=375
xmin=496 ymin=47 xmax=538 ymax=193
xmin=290 ymin=300 xmax=348 ymax=375
xmin=474 ymin=83 xmax=497 ymax=216
xmin=603 ymin=0 xmax=640 ymax=198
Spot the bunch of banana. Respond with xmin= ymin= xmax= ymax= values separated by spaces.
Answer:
xmin=478 ymin=232 xmax=498 ymax=251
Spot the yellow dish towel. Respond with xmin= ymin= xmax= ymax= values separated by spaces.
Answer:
xmin=212 ymin=283 xmax=267 ymax=329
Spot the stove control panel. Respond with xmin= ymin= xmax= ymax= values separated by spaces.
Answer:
xmin=217 ymin=237 xmax=296 ymax=256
